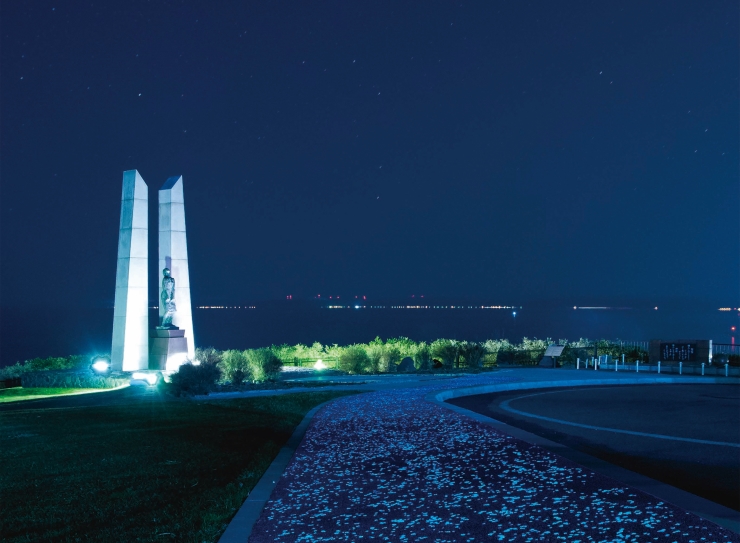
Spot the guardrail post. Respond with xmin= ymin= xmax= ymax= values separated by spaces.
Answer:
xmin=726 ymin=363 xmax=729 ymax=377
xmin=577 ymin=358 xmax=580 ymax=370
xmin=701 ymin=362 xmax=705 ymax=376
xmin=595 ymin=356 xmax=598 ymax=370
xmin=615 ymin=357 xmax=618 ymax=372
xmin=658 ymin=360 xmax=661 ymax=374
xmin=679 ymin=361 xmax=682 ymax=375
xmin=636 ymin=360 xmax=639 ymax=373
xmin=621 ymin=354 xmax=625 ymax=368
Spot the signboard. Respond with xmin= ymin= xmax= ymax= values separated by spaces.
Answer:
xmin=659 ymin=342 xmax=697 ymax=362
xmin=544 ymin=345 xmax=565 ymax=357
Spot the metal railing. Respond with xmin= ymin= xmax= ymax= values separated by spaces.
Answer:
xmin=571 ymin=356 xmax=738 ymax=377
xmin=713 ymin=343 xmax=739 ymax=355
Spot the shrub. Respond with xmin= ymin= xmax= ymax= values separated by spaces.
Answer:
xmin=482 ymin=339 xmax=512 ymax=353
xmin=386 ymin=337 xmax=418 ymax=359
xmin=459 ymin=341 xmax=487 ymax=368
xmin=413 ymin=342 xmax=432 ymax=371
xmin=365 ymin=341 xmax=384 ymax=373
xmin=220 ymin=350 xmax=250 ymax=383
xmin=169 ymin=362 xmax=221 ymax=396
xmin=323 ymin=344 xmax=344 ymax=368
xmin=0 ymin=363 xmax=29 ymax=380
xmin=246 ymin=348 xmax=283 ymax=381
xmin=379 ymin=345 xmax=401 ymax=373
xmin=338 ymin=346 xmax=370 ymax=374
xmin=270 ymin=344 xmax=298 ymax=366
xmin=195 ymin=347 xmax=223 ymax=366
xmin=431 ymin=339 xmax=458 ymax=368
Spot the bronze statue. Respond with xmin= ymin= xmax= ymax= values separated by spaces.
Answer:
xmin=158 ymin=268 xmax=178 ymax=329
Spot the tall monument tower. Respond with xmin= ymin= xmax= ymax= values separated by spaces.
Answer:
xmin=158 ymin=176 xmax=195 ymax=361
xmin=111 ymin=171 xmax=196 ymax=372
xmin=111 ymin=170 xmax=149 ymax=371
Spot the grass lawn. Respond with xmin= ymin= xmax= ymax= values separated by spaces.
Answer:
xmin=0 ymin=387 xmax=108 ymax=403
xmin=0 ymin=390 xmax=360 ymax=542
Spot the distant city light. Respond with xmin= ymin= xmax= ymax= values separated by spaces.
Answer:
xmin=197 ymin=306 xmax=256 ymax=309
xmin=198 ymin=303 xmax=521 ymax=311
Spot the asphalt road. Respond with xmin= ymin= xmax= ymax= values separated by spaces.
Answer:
xmin=448 ymin=384 xmax=740 ymax=511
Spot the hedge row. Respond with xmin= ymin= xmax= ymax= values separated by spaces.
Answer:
xmin=266 ymin=337 xmax=650 ymax=372
xmin=20 ymin=371 xmax=128 ymax=389
xmin=0 ymin=355 xmax=96 ymax=380
xmin=189 ymin=337 xmax=652 ymax=376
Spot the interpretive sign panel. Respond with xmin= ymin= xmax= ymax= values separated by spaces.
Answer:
xmin=649 ymin=340 xmax=710 ymax=363
xmin=545 ymin=345 xmax=565 ymax=357
xmin=660 ymin=342 xmax=697 ymax=362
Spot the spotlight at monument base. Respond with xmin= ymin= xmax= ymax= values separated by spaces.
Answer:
xmin=131 ymin=372 xmax=158 ymax=386
xmin=91 ymin=358 xmax=110 ymax=373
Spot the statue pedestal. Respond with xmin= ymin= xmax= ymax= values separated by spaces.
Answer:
xmin=149 ymin=329 xmax=188 ymax=370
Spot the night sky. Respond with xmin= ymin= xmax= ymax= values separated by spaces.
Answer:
xmin=1 ymin=1 xmax=738 ymax=311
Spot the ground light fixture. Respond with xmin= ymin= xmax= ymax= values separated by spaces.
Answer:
xmin=131 ymin=372 xmax=159 ymax=386
xmin=314 ymin=359 xmax=327 ymax=370
xmin=90 ymin=356 xmax=111 ymax=374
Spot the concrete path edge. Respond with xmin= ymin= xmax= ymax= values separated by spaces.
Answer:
xmin=426 ymin=376 xmax=740 ymax=534
xmin=217 ymin=397 xmax=342 ymax=543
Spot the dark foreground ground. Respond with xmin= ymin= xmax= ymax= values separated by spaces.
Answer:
xmin=0 ymin=388 xmax=359 ymax=543
xmin=449 ymin=383 xmax=740 ymax=511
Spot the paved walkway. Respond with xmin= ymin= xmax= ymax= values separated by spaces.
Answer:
xmin=220 ymin=370 xmax=740 ymax=542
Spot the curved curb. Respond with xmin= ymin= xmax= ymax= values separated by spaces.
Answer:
xmin=426 ymin=377 xmax=740 ymax=534
xmin=430 ymin=375 xmax=739 ymax=403
xmin=218 ymin=397 xmax=346 ymax=543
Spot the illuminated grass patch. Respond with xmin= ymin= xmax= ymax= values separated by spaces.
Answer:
xmin=0 ymin=387 xmax=103 ymax=403
xmin=0 ymin=390 xmax=359 ymax=543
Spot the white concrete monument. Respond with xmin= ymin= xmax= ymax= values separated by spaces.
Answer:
xmin=112 ymin=171 xmax=196 ymax=373
xmin=111 ymin=170 xmax=149 ymax=371
xmin=150 ymin=176 xmax=195 ymax=370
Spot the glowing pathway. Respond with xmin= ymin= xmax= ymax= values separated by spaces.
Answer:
xmin=248 ymin=374 xmax=738 ymax=542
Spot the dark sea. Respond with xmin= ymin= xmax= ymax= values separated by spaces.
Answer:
xmin=1 ymin=301 xmax=737 ymax=366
